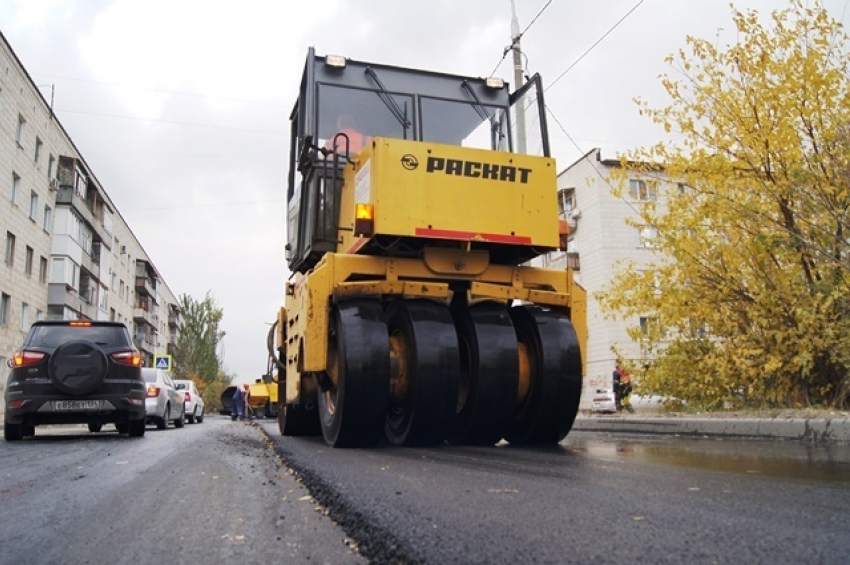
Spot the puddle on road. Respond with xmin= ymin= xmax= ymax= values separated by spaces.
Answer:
xmin=563 ymin=433 xmax=850 ymax=483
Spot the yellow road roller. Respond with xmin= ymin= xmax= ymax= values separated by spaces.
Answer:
xmin=270 ymin=49 xmax=586 ymax=447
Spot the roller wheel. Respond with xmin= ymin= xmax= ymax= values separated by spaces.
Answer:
xmin=385 ymin=299 xmax=460 ymax=446
xmin=448 ymin=302 xmax=519 ymax=446
xmin=318 ymin=299 xmax=390 ymax=447
xmin=507 ymin=305 xmax=582 ymax=446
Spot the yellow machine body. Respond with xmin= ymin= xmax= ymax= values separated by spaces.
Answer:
xmin=338 ymin=139 xmax=560 ymax=254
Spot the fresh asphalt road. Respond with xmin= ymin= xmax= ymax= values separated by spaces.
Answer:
xmin=2 ymin=416 xmax=848 ymax=565
xmin=258 ymin=421 xmax=850 ymax=565
xmin=0 ymin=417 xmax=363 ymax=565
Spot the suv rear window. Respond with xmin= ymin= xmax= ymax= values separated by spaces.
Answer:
xmin=27 ymin=325 xmax=130 ymax=349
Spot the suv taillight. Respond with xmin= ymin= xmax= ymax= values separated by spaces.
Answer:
xmin=184 ymin=392 xmax=191 ymax=402
xmin=13 ymin=351 xmax=46 ymax=367
xmin=146 ymin=386 xmax=161 ymax=398
xmin=112 ymin=350 xmax=142 ymax=367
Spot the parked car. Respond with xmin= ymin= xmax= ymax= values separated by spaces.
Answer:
xmin=143 ymin=368 xmax=185 ymax=429
xmin=3 ymin=320 xmax=146 ymax=440
xmin=174 ymin=379 xmax=205 ymax=424
xmin=590 ymin=388 xmax=617 ymax=414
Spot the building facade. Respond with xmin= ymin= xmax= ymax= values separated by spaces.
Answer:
xmin=536 ymin=148 xmax=673 ymax=406
xmin=0 ymin=31 xmax=180 ymax=372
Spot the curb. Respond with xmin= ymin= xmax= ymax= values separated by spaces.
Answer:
xmin=572 ymin=416 xmax=850 ymax=444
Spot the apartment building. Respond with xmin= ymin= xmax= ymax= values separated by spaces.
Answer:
xmin=536 ymin=148 xmax=674 ymax=406
xmin=0 ymin=31 xmax=180 ymax=371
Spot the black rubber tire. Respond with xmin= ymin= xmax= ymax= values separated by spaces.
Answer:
xmin=157 ymin=404 xmax=169 ymax=430
xmin=115 ymin=422 xmax=129 ymax=434
xmin=174 ymin=405 xmax=185 ymax=428
xmin=448 ymin=302 xmax=519 ymax=446
xmin=318 ymin=299 xmax=390 ymax=447
xmin=128 ymin=418 xmax=145 ymax=437
xmin=4 ymin=421 xmax=24 ymax=441
xmin=197 ymin=410 xmax=204 ymax=424
xmin=88 ymin=422 xmax=103 ymax=433
xmin=187 ymin=409 xmax=196 ymax=424
xmin=506 ymin=305 xmax=583 ymax=446
xmin=385 ymin=299 xmax=460 ymax=446
xmin=48 ymin=339 xmax=108 ymax=396
xmin=22 ymin=425 xmax=35 ymax=437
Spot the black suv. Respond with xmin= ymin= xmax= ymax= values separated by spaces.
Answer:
xmin=3 ymin=320 xmax=147 ymax=440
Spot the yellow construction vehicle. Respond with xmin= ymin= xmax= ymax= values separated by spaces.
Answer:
xmin=220 ymin=376 xmax=279 ymax=418
xmin=270 ymin=49 xmax=586 ymax=447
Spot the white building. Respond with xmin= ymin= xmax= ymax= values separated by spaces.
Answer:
xmin=536 ymin=148 xmax=675 ymax=406
xmin=0 ymin=30 xmax=180 ymax=371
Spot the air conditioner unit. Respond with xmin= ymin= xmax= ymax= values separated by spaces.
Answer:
xmin=49 ymin=178 xmax=59 ymax=191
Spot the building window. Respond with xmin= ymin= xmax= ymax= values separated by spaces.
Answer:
xmin=24 ymin=246 xmax=33 ymax=276
xmin=0 ymin=293 xmax=9 ymax=325
xmin=36 ymin=309 xmax=44 ymax=322
xmin=48 ymin=154 xmax=56 ymax=180
xmin=557 ymin=187 xmax=575 ymax=216
xmin=629 ymin=179 xmax=657 ymax=202
xmin=51 ymin=257 xmax=64 ymax=283
xmin=29 ymin=191 xmax=39 ymax=220
xmin=39 ymin=256 xmax=47 ymax=283
xmin=43 ymin=205 xmax=53 ymax=233
xmin=11 ymin=173 xmax=20 ymax=204
xmin=15 ymin=114 xmax=26 ymax=146
xmin=638 ymin=226 xmax=659 ymax=248
xmin=5 ymin=232 xmax=16 ymax=266
xmin=21 ymin=303 xmax=30 ymax=331
xmin=35 ymin=137 xmax=43 ymax=164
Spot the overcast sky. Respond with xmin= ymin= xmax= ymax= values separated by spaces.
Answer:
xmin=1 ymin=0 xmax=847 ymax=384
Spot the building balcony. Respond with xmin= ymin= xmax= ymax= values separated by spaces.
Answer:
xmin=566 ymin=252 xmax=580 ymax=271
xmin=135 ymin=276 xmax=156 ymax=298
xmin=47 ymin=283 xmax=95 ymax=320
xmin=133 ymin=307 xmax=155 ymax=326
xmin=133 ymin=336 xmax=156 ymax=355
xmin=56 ymin=187 xmax=110 ymax=247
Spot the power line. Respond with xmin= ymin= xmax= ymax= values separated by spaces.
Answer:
xmin=546 ymin=0 xmax=645 ymax=92
xmin=30 ymin=72 xmax=286 ymax=108
xmin=56 ymin=107 xmax=285 ymax=136
xmin=126 ymin=198 xmax=286 ymax=213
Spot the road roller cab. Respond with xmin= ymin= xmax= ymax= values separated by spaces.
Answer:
xmin=274 ymin=48 xmax=586 ymax=448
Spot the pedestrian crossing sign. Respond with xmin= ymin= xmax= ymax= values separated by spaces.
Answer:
xmin=154 ymin=355 xmax=172 ymax=372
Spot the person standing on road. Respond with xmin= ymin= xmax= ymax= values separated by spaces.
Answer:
xmin=231 ymin=385 xmax=244 ymax=421
xmin=620 ymin=365 xmax=634 ymax=413
xmin=612 ymin=361 xmax=623 ymax=412
xmin=243 ymin=384 xmax=252 ymax=422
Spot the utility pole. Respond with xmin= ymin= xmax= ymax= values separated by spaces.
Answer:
xmin=510 ymin=0 xmax=527 ymax=154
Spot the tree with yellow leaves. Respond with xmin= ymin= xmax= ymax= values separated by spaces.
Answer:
xmin=600 ymin=0 xmax=850 ymax=409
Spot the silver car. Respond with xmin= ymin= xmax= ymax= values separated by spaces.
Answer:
xmin=174 ymin=379 xmax=205 ymax=424
xmin=143 ymin=368 xmax=185 ymax=429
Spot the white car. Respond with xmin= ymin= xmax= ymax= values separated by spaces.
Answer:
xmin=590 ymin=388 xmax=617 ymax=413
xmin=143 ymin=368 xmax=185 ymax=429
xmin=174 ymin=379 xmax=205 ymax=424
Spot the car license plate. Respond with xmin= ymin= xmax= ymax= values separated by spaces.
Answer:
xmin=54 ymin=400 xmax=102 ymax=411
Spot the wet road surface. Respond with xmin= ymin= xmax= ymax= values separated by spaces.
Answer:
xmin=259 ymin=422 xmax=850 ymax=564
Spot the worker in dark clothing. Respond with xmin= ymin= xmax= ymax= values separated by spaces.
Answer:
xmin=613 ymin=360 xmax=623 ymax=412
xmin=231 ymin=385 xmax=244 ymax=421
